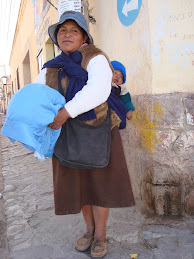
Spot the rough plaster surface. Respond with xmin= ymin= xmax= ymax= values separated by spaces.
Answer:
xmin=121 ymin=92 xmax=194 ymax=216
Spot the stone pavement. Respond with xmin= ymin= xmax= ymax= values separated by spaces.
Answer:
xmin=0 ymin=114 xmax=194 ymax=259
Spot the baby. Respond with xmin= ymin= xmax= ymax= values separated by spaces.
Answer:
xmin=111 ymin=60 xmax=135 ymax=120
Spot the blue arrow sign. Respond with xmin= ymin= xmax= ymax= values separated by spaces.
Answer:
xmin=117 ymin=0 xmax=142 ymax=26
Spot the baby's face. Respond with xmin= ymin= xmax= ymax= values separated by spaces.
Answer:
xmin=112 ymin=70 xmax=124 ymax=85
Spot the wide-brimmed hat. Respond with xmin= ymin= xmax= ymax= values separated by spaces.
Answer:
xmin=48 ymin=11 xmax=93 ymax=46
xmin=111 ymin=60 xmax=126 ymax=84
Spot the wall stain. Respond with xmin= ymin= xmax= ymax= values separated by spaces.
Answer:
xmin=132 ymin=102 xmax=163 ymax=154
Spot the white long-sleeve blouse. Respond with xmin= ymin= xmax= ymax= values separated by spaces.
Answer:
xmin=34 ymin=54 xmax=112 ymax=118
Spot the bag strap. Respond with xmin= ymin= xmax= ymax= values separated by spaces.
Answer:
xmin=58 ymin=69 xmax=65 ymax=96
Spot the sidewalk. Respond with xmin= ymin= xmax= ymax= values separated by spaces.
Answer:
xmin=0 ymin=114 xmax=193 ymax=259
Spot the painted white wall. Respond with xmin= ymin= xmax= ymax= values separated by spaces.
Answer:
xmin=88 ymin=0 xmax=194 ymax=95
xmin=89 ymin=0 xmax=152 ymax=96
xmin=149 ymin=0 xmax=194 ymax=94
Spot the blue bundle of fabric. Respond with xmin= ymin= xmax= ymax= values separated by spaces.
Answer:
xmin=1 ymin=83 xmax=66 ymax=159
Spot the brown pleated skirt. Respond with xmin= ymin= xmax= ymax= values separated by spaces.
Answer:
xmin=52 ymin=126 xmax=135 ymax=215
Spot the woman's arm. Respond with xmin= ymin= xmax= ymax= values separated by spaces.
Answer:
xmin=64 ymin=54 xmax=112 ymax=118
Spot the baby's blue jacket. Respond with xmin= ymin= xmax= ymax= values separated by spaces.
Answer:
xmin=120 ymin=92 xmax=135 ymax=112
xmin=1 ymin=83 xmax=66 ymax=158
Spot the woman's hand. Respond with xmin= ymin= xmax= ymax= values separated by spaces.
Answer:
xmin=48 ymin=108 xmax=70 ymax=130
xmin=126 ymin=110 xmax=133 ymax=120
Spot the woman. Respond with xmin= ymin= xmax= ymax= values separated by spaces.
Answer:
xmin=35 ymin=11 xmax=135 ymax=259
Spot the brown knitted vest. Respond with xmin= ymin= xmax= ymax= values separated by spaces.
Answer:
xmin=45 ymin=44 xmax=121 ymax=129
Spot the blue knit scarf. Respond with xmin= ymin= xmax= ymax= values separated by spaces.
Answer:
xmin=43 ymin=50 xmax=126 ymax=128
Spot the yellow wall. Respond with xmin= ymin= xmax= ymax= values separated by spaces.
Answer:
xmin=9 ymin=0 xmax=59 ymax=91
xmin=9 ymin=0 xmax=34 ymax=92
xmin=88 ymin=0 xmax=194 ymax=95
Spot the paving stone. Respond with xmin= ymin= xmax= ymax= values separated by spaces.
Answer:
xmin=105 ymin=253 xmax=124 ymax=259
xmin=0 ymin=222 xmax=7 ymax=252
xmin=9 ymin=244 xmax=54 ymax=259
xmin=110 ymin=207 xmax=145 ymax=226
xmin=7 ymin=224 xmax=25 ymax=236
xmin=11 ymin=242 xmax=31 ymax=252
xmin=7 ymin=217 xmax=25 ymax=226
xmin=121 ymin=242 xmax=155 ymax=259
xmin=107 ymin=222 xmax=139 ymax=243
xmin=178 ymin=234 xmax=194 ymax=246
xmin=179 ymin=247 xmax=194 ymax=259
xmin=180 ymin=244 xmax=194 ymax=256
xmin=26 ymin=205 xmax=37 ymax=213
xmin=153 ymin=249 xmax=181 ymax=259
xmin=37 ymin=203 xmax=53 ymax=211
xmin=0 ymin=249 xmax=8 ymax=259
xmin=5 ymin=198 xmax=18 ymax=207
xmin=106 ymin=251 xmax=130 ymax=259
xmin=3 ymin=184 xmax=16 ymax=193
xmin=53 ymin=250 xmax=90 ymax=259
xmin=143 ymin=238 xmax=158 ymax=249
xmin=137 ymin=251 xmax=155 ymax=259
xmin=6 ymin=208 xmax=24 ymax=218
xmin=156 ymin=236 xmax=179 ymax=251
xmin=143 ymin=225 xmax=192 ymax=239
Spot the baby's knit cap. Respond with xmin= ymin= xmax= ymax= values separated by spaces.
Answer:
xmin=111 ymin=60 xmax=126 ymax=84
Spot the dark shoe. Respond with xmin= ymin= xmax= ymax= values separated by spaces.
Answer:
xmin=75 ymin=233 xmax=93 ymax=252
xmin=91 ymin=240 xmax=108 ymax=258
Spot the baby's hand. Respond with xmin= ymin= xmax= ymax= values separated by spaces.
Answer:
xmin=127 ymin=110 xmax=133 ymax=120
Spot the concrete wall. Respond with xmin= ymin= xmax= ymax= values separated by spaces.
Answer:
xmin=88 ymin=0 xmax=194 ymax=215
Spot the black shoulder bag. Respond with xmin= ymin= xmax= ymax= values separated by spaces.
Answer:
xmin=53 ymin=71 xmax=111 ymax=169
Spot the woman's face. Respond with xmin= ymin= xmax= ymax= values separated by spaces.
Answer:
xmin=57 ymin=20 xmax=88 ymax=54
xmin=112 ymin=70 xmax=124 ymax=86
